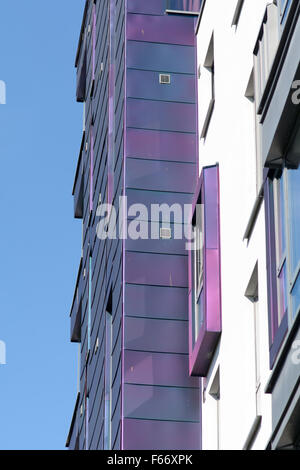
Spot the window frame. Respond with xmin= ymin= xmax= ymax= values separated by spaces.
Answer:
xmin=188 ymin=164 xmax=221 ymax=377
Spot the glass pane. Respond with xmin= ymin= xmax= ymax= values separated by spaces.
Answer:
xmin=291 ymin=271 xmax=300 ymax=320
xmin=194 ymin=287 xmax=204 ymax=343
xmin=167 ymin=0 xmax=202 ymax=12
xmin=278 ymin=261 xmax=287 ymax=324
xmin=280 ymin=0 xmax=292 ymax=24
xmin=274 ymin=176 xmax=285 ymax=263
xmin=287 ymin=167 xmax=300 ymax=276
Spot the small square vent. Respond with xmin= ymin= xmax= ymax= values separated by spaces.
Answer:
xmin=159 ymin=74 xmax=171 ymax=85
xmin=160 ymin=227 xmax=172 ymax=239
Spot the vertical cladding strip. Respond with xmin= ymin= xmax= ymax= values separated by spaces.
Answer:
xmin=123 ymin=2 xmax=201 ymax=449
xmin=90 ymin=126 xmax=94 ymax=213
xmin=108 ymin=0 xmax=116 ymax=207
xmin=92 ymin=2 xmax=96 ymax=82
xmin=88 ymin=255 xmax=92 ymax=351
xmin=121 ymin=0 xmax=128 ymax=450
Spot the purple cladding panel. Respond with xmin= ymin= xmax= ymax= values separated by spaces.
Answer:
xmin=127 ymin=99 xmax=196 ymax=133
xmin=188 ymin=165 xmax=222 ymax=377
xmin=125 ymin=252 xmax=188 ymax=287
xmin=123 ymin=419 xmax=201 ymax=450
xmin=124 ymin=350 xmax=200 ymax=388
xmin=123 ymin=383 xmax=200 ymax=421
xmin=121 ymin=1 xmax=201 ymax=450
xmin=125 ymin=284 xmax=189 ymax=321
xmin=127 ymin=69 xmax=196 ymax=104
xmin=167 ymin=0 xmax=202 ymax=12
xmin=126 ymin=158 xmax=196 ymax=193
xmin=108 ymin=0 xmax=116 ymax=206
xmin=127 ymin=13 xmax=196 ymax=46
xmin=126 ymin=129 xmax=197 ymax=162
xmin=127 ymin=0 xmax=166 ymax=15
xmin=124 ymin=317 xmax=189 ymax=354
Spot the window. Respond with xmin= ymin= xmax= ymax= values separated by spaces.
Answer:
xmin=189 ymin=165 xmax=221 ymax=377
xmin=209 ymin=368 xmax=220 ymax=450
xmin=166 ymin=0 xmax=202 ymax=14
xmin=265 ymin=166 xmax=300 ymax=366
xmin=200 ymin=34 xmax=215 ymax=139
xmin=232 ymin=0 xmax=245 ymax=27
xmin=279 ymin=0 xmax=292 ymax=25
xmin=104 ymin=292 xmax=113 ymax=450
xmin=193 ymin=196 xmax=204 ymax=344
xmin=245 ymin=263 xmax=262 ymax=418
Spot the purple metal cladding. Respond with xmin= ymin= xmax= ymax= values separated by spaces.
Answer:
xmin=126 ymin=189 xmax=193 ymax=222
xmin=123 ymin=383 xmax=200 ymax=421
xmin=92 ymin=4 xmax=96 ymax=82
xmin=124 ymin=350 xmax=200 ymax=388
xmin=125 ymin=284 xmax=188 ymax=321
xmin=108 ymin=0 xmax=116 ymax=206
xmin=123 ymin=419 xmax=201 ymax=450
xmin=127 ymin=98 xmax=196 ymax=132
xmin=122 ymin=0 xmax=200 ymax=450
xmin=124 ymin=317 xmax=188 ymax=354
xmin=127 ymin=41 xmax=196 ymax=74
xmin=126 ymin=158 xmax=196 ymax=193
xmin=125 ymin=251 xmax=188 ymax=287
xmin=89 ymin=126 xmax=94 ymax=212
xmin=127 ymin=99 xmax=196 ymax=133
xmin=125 ymin=225 xmax=188 ymax=256
xmin=127 ymin=0 xmax=166 ymax=15
xmin=167 ymin=0 xmax=202 ymax=12
xmin=126 ymin=128 xmax=197 ymax=162
xmin=127 ymin=13 xmax=196 ymax=46
xmin=188 ymin=165 xmax=222 ymax=377
xmin=127 ymin=69 xmax=196 ymax=104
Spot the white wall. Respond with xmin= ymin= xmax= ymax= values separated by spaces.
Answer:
xmin=196 ymin=0 xmax=273 ymax=450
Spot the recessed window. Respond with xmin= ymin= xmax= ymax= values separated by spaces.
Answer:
xmin=232 ymin=0 xmax=245 ymax=27
xmin=189 ymin=165 xmax=221 ymax=377
xmin=264 ymin=167 xmax=300 ymax=366
xmin=279 ymin=0 xmax=292 ymax=25
xmin=200 ymin=34 xmax=215 ymax=139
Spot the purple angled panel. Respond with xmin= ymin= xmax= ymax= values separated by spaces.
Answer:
xmin=188 ymin=165 xmax=222 ymax=377
xmin=108 ymin=0 xmax=116 ymax=206
xmin=126 ymin=128 xmax=197 ymax=162
xmin=92 ymin=3 xmax=96 ymax=82
xmin=127 ymin=99 xmax=196 ymax=133
xmin=89 ymin=126 xmax=94 ymax=212
xmin=127 ymin=13 xmax=196 ymax=46
xmin=123 ymin=419 xmax=201 ymax=450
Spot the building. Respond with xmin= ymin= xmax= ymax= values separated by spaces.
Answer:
xmin=66 ymin=0 xmax=300 ymax=450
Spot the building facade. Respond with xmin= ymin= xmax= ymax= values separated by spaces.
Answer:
xmin=66 ymin=0 xmax=300 ymax=450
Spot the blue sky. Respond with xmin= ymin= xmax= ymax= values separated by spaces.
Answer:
xmin=0 ymin=0 xmax=85 ymax=449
